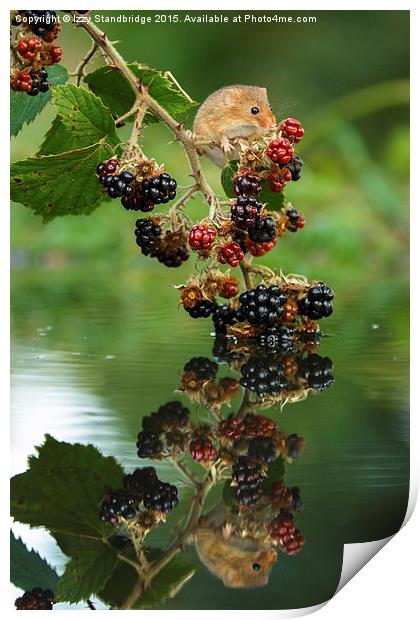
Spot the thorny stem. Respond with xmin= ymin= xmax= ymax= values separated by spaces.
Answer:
xmin=71 ymin=40 xmax=98 ymax=86
xmin=127 ymin=101 xmax=148 ymax=148
xmin=75 ymin=17 xmax=218 ymax=219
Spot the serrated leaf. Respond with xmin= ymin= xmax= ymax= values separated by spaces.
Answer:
xmin=99 ymin=551 xmax=197 ymax=609
xmin=55 ymin=535 xmax=117 ymax=604
xmin=51 ymin=84 xmax=118 ymax=146
xmin=11 ymin=143 xmax=113 ymax=220
xmin=37 ymin=116 xmax=82 ymax=156
xmin=10 ymin=64 xmax=68 ymax=137
xmin=10 ymin=532 xmax=59 ymax=593
xmin=11 ymin=435 xmax=124 ymax=537
xmin=84 ymin=63 xmax=197 ymax=125
xmin=221 ymin=159 xmax=239 ymax=198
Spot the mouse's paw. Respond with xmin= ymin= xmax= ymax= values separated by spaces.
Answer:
xmin=221 ymin=135 xmax=235 ymax=155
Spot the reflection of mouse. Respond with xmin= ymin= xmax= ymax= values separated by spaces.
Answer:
xmin=194 ymin=504 xmax=277 ymax=588
xmin=193 ymin=85 xmax=277 ymax=167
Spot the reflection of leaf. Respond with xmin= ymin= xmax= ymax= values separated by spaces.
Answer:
xmin=10 ymin=531 xmax=59 ymax=593
xmin=99 ymin=551 xmax=197 ymax=609
xmin=220 ymin=160 xmax=238 ymax=198
xmin=263 ymin=457 xmax=286 ymax=492
xmin=84 ymin=64 xmax=198 ymax=124
xmin=10 ymin=64 xmax=68 ymax=136
xmin=55 ymin=535 xmax=118 ymax=604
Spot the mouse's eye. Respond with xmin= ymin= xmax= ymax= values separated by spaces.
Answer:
xmin=252 ymin=563 xmax=261 ymax=572
xmin=251 ymin=106 xmax=260 ymax=115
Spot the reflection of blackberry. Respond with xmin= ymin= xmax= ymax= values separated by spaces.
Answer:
xmin=185 ymin=300 xmax=215 ymax=319
xmin=231 ymin=195 xmax=263 ymax=229
xmin=212 ymin=304 xmax=243 ymax=334
xmin=239 ymin=284 xmax=287 ymax=326
xmin=233 ymin=174 xmax=262 ymax=196
xmin=248 ymin=216 xmax=276 ymax=243
xmin=299 ymin=282 xmax=334 ymax=319
xmin=232 ymin=456 xmax=262 ymax=486
xmin=299 ymin=354 xmax=334 ymax=391
xmin=240 ymin=355 xmax=288 ymax=397
xmin=15 ymin=588 xmax=54 ymax=610
xmin=248 ymin=436 xmax=277 ymax=464
xmin=258 ymin=325 xmax=294 ymax=351
xmin=135 ymin=218 xmax=162 ymax=255
xmin=99 ymin=490 xmax=137 ymax=525
xmin=123 ymin=466 xmax=158 ymax=495
xmin=136 ymin=430 xmax=163 ymax=458
xmin=143 ymin=481 xmax=179 ymax=513
xmin=142 ymin=401 xmax=190 ymax=432
xmin=183 ymin=357 xmax=218 ymax=381
xmin=286 ymin=156 xmax=303 ymax=181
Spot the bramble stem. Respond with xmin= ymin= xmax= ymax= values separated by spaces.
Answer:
xmin=240 ymin=256 xmax=254 ymax=289
xmin=71 ymin=40 xmax=98 ymax=86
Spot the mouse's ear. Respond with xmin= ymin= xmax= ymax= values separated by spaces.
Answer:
xmin=259 ymin=87 xmax=268 ymax=97
xmin=222 ymin=89 xmax=238 ymax=106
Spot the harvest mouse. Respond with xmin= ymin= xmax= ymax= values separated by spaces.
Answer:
xmin=193 ymin=85 xmax=277 ymax=167
xmin=194 ymin=503 xmax=278 ymax=588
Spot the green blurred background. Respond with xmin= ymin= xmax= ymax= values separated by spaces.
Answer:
xmin=11 ymin=10 xmax=410 ymax=610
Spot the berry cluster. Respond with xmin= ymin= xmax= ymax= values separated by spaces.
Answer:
xmin=244 ymin=413 xmax=276 ymax=438
xmin=285 ymin=207 xmax=305 ymax=232
xmin=231 ymin=195 xmax=263 ymax=229
xmin=231 ymin=455 xmax=264 ymax=506
xmin=10 ymin=68 xmax=49 ymax=96
xmin=123 ymin=465 xmax=179 ymax=514
xmin=239 ymin=284 xmax=287 ymax=326
xmin=217 ymin=241 xmax=244 ymax=268
xmin=286 ymin=156 xmax=303 ymax=181
xmin=299 ymin=353 xmax=334 ymax=391
xmin=185 ymin=299 xmax=215 ymax=318
xmin=248 ymin=435 xmax=277 ymax=464
xmin=135 ymin=218 xmax=162 ymax=255
xmin=123 ymin=173 xmax=177 ymax=212
xmin=267 ymin=509 xmax=305 ymax=555
xmin=212 ymin=303 xmax=243 ymax=334
xmin=97 ymin=160 xmax=135 ymax=199
xmin=137 ymin=401 xmax=190 ymax=458
xmin=20 ymin=10 xmax=59 ymax=38
xmin=266 ymin=138 xmax=294 ymax=165
xmin=99 ymin=490 xmax=137 ymax=526
xmin=233 ymin=173 xmax=262 ymax=196
xmin=189 ymin=223 xmax=217 ymax=252
xmin=17 ymin=36 xmax=42 ymax=61
xmin=183 ymin=356 xmax=218 ymax=382
xmin=218 ymin=414 xmax=245 ymax=441
xmin=15 ymin=588 xmax=54 ymax=610
xmin=124 ymin=466 xmax=158 ymax=497
xmin=299 ymin=281 xmax=334 ymax=319
xmin=189 ymin=438 xmax=218 ymax=463
xmin=240 ymin=354 xmax=288 ymax=397
xmin=280 ymin=118 xmax=305 ymax=143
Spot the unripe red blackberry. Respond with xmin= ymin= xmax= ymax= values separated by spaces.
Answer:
xmin=266 ymin=138 xmax=294 ymax=164
xmin=217 ymin=241 xmax=244 ymax=268
xmin=233 ymin=173 xmax=262 ymax=196
xmin=219 ymin=275 xmax=239 ymax=299
xmin=281 ymin=118 xmax=305 ymax=143
xmin=249 ymin=216 xmax=276 ymax=244
xmin=189 ymin=223 xmax=217 ymax=251
xmin=189 ymin=438 xmax=218 ymax=463
xmin=267 ymin=510 xmax=305 ymax=554
xmin=231 ymin=195 xmax=262 ymax=229
xmin=244 ymin=413 xmax=276 ymax=438
xmin=286 ymin=156 xmax=303 ymax=181
xmin=246 ymin=237 xmax=277 ymax=257
xmin=47 ymin=44 xmax=63 ymax=64
xmin=99 ymin=490 xmax=137 ymax=525
xmin=15 ymin=588 xmax=54 ymax=610
xmin=218 ymin=414 xmax=245 ymax=441
xmin=10 ymin=70 xmax=32 ymax=92
xmin=17 ymin=35 xmax=42 ymax=61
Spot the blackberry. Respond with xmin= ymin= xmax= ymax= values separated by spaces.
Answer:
xmin=298 ymin=281 xmax=334 ymax=319
xmin=299 ymin=354 xmax=334 ymax=391
xmin=15 ymin=588 xmax=54 ymax=610
xmin=28 ymin=68 xmax=49 ymax=96
xmin=271 ymin=481 xmax=303 ymax=512
xmin=183 ymin=357 xmax=218 ymax=381
xmin=231 ymin=195 xmax=262 ymax=229
xmin=248 ymin=436 xmax=277 ymax=464
xmin=233 ymin=173 xmax=262 ymax=196
xmin=99 ymin=490 xmax=137 ymax=525
xmin=258 ymin=325 xmax=294 ymax=352
xmin=189 ymin=224 xmax=217 ymax=252
xmin=155 ymin=232 xmax=189 ymax=267
xmin=267 ymin=510 xmax=304 ymax=555
xmin=231 ymin=455 xmax=262 ymax=486
xmin=212 ymin=304 xmax=243 ymax=334
xmin=218 ymin=414 xmax=245 ymax=441
xmin=142 ymin=401 xmax=190 ymax=432
xmin=239 ymin=284 xmax=287 ymax=326
xmin=281 ymin=118 xmax=305 ymax=143
xmin=17 ymin=36 xmax=42 ymax=61
xmin=232 ymin=230 xmax=248 ymax=255
xmin=220 ymin=275 xmax=239 ymax=299
xmin=123 ymin=466 xmax=158 ymax=495
xmin=286 ymin=156 xmax=303 ymax=181
xmin=135 ymin=218 xmax=162 ymax=255
xmin=240 ymin=354 xmax=287 ymax=397
xmin=143 ymin=480 xmax=179 ymax=513
xmin=23 ymin=11 xmax=58 ymax=37
xmin=136 ymin=430 xmax=163 ymax=458
xmin=266 ymin=138 xmax=294 ymax=165
xmin=235 ymin=484 xmax=263 ymax=506
xmin=185 ymin=299 xmax=215 ymax=319
xmin=248 ymin=216 xmax=276 ymax=243
xmin=286 ymin=434 xmax=305 ymax=460
xmin=123 ymin=173 xmax=177 ymax=211
xmin=98 ymin=169 xmax=134 ymax=199
xmin=189 ymin=438 xmax=218 ymax=463
xmin=285 ymin=207 xmax=305 ymax=232
xmin=244 ymin=413 xmax=276 ymax=438
xmin=247 ymin=237 xmax=277 ymax=257
xmin=217 ymin=241 xmax=244 ymax=268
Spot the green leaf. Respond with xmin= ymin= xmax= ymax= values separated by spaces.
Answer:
xmin=222 ymin=479 xmax=235 ymax=508
xmin=10 ymin=64 xmax=68 ymax=137
xmin=84 ymin=64 xmax=197 ymax=124
xmin=262 ymin=457 xmax=286 ymax=493
xmin=221 ymin=159 xmax=239 ymax=198
xmin=11 ymin=143 xmax=113 ymax=220
xmin=10 ymin=532 xmax=59 ymax=593
xmin=10 ymin=435 xmax=124 ymax=537
xmin=37 ymin=116 xmax=82 ymax=156
xmin=55 ymin=535 xmax=117 ymax=604
xmin=259 ymin=178 xmax=287 ymax=211
xmin=99 ymin=551 xmax=197 ymax=609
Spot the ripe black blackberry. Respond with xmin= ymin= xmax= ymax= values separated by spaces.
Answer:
xmin=285 ymin=207 xmax=305 ymax=232
xmin=248 ymin=216 xmax=277 ymax=243
xmin=286 ymin=434 xmax=304 ymax=460
xmin=142 ymin=400 xmax=190 ymax=433
xmin=212 ymin=304 xmax=243 ymax=334
xmin=235 ymin=483 xmax=263 ymax=506
xmin=258 ymin=325 xmax=294 ymax=352
xmin=232 ymin=230 xmax=249 ymax=255
xmin=143 ymin=480 xmax=179 ymax=513
xmin=240 ymin=354 xmax=288 ymax=397
xmin=248 ymin=436 xmax=277 ymax=464
xmin=239 ymin=284 xmax=287 ymax=326
xmin=286 ymin=156 xmax=303 ymax=181
xmin=299 ymin=281 xmax=334 ymax=319
xmin=135 ymin=218 xmax=162 ymax=255
xmin=98 ymin=169 xmax=134 ymax=199
xmin=299 ymin=354 xmax=334 ymax=391
xmin=23 ymin=10 xmax=58 ymax=36
xmin=233 ymin=173 xmax=262 ymax=196
xmin=136 ymin=430 xmax=164 ymax=458
xmin=123 ymin=466 xmax=158 ymax=495
xmin=232 ymin=455 xmax=263 ymax=486
xmin=155 ymin=231 xmax=189 ymax=267
xmin=183 ymin=356 xmax=218 ymax=381
xmin=142 ymin=173 xmax=177 ymax=204
xmin=185 ymin=299 xmax=215 ymax=319
xmin=99 ymin=490 xmax=137 ymax=525
xmin=28 ymin=68 xmax=49 ymax=96
xmin=231 ymin=195 xmax=263 ymax=229
xmin=15 ymin=588 xmax=54 ymax=610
